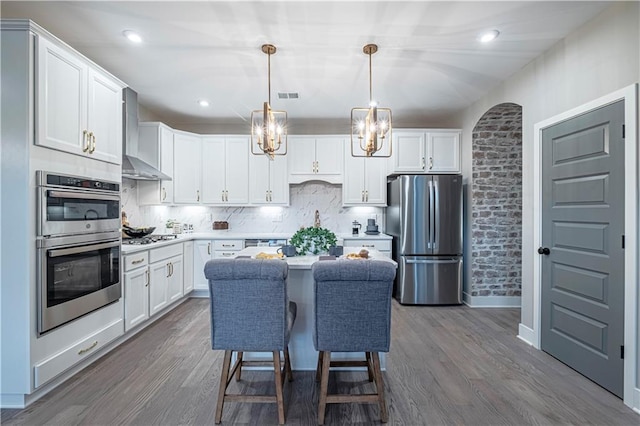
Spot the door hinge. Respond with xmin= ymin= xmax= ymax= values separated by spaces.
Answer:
xmin=621 ymin=345 xmax=624 ymax=359
xmin=622 ymin=235 xmax=625 ymax=249
xmin=622 ymin=124 xmax=625 ymax=139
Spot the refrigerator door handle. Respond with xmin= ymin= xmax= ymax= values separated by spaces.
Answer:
xmin=428 ymin=179 xmax=435 ymax=251
xmin=433 ymin=178 xmax=439 ymax=252
xmin=405 ymin=258 xmax=460 ymax=264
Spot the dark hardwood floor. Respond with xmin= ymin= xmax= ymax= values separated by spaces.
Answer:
xmin=2 ymin=299 xmax=637 ymax=425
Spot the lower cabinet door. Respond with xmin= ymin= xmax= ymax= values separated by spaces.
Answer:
xmin=124 ymin=267 xmax=150 ymax=331
xmin=149 ymin=261 xmax=170 ymax=316
xmin=167 ymin=255 xmax=183 ymax=303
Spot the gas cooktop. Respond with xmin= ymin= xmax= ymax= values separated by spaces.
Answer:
xmin=122 ymin=234 xmax=178 ymax=245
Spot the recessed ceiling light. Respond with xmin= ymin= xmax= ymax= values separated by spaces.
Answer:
xmin=198 ymin=99 xmax=210 ymax=107
xmin=478 ymin=29 xmax=500 ymax=43
xmin=123 ymin=30 xmax=143 ymax=44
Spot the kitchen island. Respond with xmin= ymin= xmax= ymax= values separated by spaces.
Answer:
xmin=230 ymin=246 xmax=397 ymax=370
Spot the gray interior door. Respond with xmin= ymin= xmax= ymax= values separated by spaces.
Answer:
xmin=540 ymin=100 xmax=625 ymax=398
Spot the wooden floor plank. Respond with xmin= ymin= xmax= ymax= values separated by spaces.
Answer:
xmin=2 ymin=299 xmax=637 ymax=425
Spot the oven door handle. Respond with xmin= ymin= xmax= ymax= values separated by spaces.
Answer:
xmin=48 ymin=240 xmax=120 ymax=257
xmin=47 ymin=190 xmax=120 ymax=202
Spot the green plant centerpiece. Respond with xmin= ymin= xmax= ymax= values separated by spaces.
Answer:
xmin=289 ymin=226 xmax=337 ymax=255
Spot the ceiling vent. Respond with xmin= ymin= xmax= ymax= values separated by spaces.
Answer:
xmin=278 ymin=92 xmax=299 ymax=99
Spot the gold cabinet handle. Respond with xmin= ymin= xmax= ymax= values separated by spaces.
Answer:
xmin=225 ymin=190 xmax=229 ymax=202
xmin=90 ymin=133 xmax=96 ymax=153
xmin=82 ymin=130 xmax=90 ymax=152
xmin=207 ymin=242 xmax=211 ymax=255
xmin=266 ymin=190 xmax=269 ymax=202
xmin=162 ymin=187 xmax=167 ymax=201
xmin=145 ymin=269 xmax=149 ymax=287
xmin=363 ymin=244 xmax=375 ymax=248
xmin=429 ymin=157 xmax=433 ymax=170
xmin=365 ymin=190 xmax=369 ymax=202
xmin=166 ymin=263 xmax=171 ymax=278
xmin=197 ymin=190 xmax=200 ymax=202
xmin=170 ymin=262 xmax=174 ymax=277
xmin=421 ymin=157 xmax=426 ymax=170
xmin=222 ymin=252 xmax=233 ymax=257
xmin=222 ymin=243 xmax=235 ymax=248
xmin=78 ymin=340 xmax=98 ymax=355
xmin=131 ymin=258 xmax=145 ymax=265
xmin=269 ymin=190 xmax=273 ymax=202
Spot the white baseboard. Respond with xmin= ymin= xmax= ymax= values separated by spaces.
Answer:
xmin=0 ymin=393 xmax=26 ymax=409
xmin=633 ymin=387 xmax=640 ymax=414
xmin=517 ymin=323 xmax=536 ymax=346
xmin=462 ymin=292 xmax=521 ymax=308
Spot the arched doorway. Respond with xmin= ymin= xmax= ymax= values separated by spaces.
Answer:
xmin=470 ymin=103 xmax=523 ymax=299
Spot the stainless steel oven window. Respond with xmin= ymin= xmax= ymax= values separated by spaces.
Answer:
xmin=37 ymin=232 xmax=121 ymax=335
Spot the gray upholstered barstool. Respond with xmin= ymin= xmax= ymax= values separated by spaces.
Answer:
xmin=204 ymin=258 xmax=297 ymax=425
xmin=311 ymin=260 xmax=396 ymax=425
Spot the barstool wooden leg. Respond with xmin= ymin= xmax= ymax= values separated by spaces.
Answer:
xmin=315 ymin=352 xmax=323 ymax=382
xmin=235 ymin=351 xmax=243 ymax=381
xmin=371 ymin=352 xmax=388 ymax=423
xmin=318 ymin=351 xmax=331 ymax=425
xmin=215 ymin=350 xmax=233 ymax=424
xmin=365 ymin=352 xmax=374 ymax=382
xmin=273 ymin=351 xmax=285 ymax=425
xmin=284 ymin=348 xmax=293 ymax=382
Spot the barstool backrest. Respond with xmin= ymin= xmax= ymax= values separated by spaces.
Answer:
xmin=205 ymin=258 xmax=290 ymax=351
xmin=312 ymin=260 xmax=396 ymax=353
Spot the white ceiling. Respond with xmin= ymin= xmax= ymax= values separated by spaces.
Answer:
xmin=2 ymin=1 xmax=611 ymax=128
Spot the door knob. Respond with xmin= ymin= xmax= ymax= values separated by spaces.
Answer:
xmin=537 ymin=247 xmax=550 ymax=255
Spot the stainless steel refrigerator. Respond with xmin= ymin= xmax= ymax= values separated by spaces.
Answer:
xmin=386 ymin=175 xmax=463 ymax=305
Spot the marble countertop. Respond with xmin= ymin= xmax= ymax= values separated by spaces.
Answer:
xmin=121 ymin=231 xmax=392 ymax=254
xmin=235 ymin=246 xmax=397 ymax=270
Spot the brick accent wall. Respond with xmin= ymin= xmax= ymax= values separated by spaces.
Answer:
xmin=471 ymin=103 xmax=522 ymax=297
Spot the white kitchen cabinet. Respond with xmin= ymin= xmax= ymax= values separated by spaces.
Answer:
xmin=183 ymin=241 xmax=194 ymax=294
xmin=249 ymin=154 xmax=289 ymax=205
xmin=193 ymin=239 xmax=245 ymax=292
xmin=173 ymin=132 xmax=202 ymax=204
xmin=137 ymin=123 xmax=175 ymax=205
xmin=343 ymin=144 xmax=387 ymax=206
xmin=148 ymin=244 xmax=184 ymax=316
xmin=193 ymin=240 xmax=213 ymax=291
xmin=123 ymin=255 xmax=149 ymax=332
xmin=36 ymin=36 xmax=123 ymax=164
xmin=288 ymin=136 xmax=344 ymax=183
xmin=201 ymin=136 xmax=250 ymax=205
xmin=391 ymin=129 xmax=461 ymax=174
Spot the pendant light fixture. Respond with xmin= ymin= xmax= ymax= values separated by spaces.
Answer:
xmin=251 ymin=44 xmax=287 ymax=159
xmin=351 ymin=43 xmax=392 ymax=157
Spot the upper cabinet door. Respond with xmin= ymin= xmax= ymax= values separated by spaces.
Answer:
xmin=37 ymin=37 xmax=87 ymax=155
xmin=314 ymin=137 xmax=343 ymax=176
xmin=288 ymin=137 xmax=316 ymax=176
xmin=249 ymin=154 xmax=271 ymax=204
xmin=173 ymin=133 xmax=202 ymax=204
xmin=363 ymin=157 xmax=387 ymax=206
xmin=159 ymin=126 xmax=175 ymax=203
xmin=393 ymin=131 xmax=426 ymax=172
xmin=268 ymin=155 xmax=289 ymax=205
xmin=86 ymin=68 xmax=122 ymax=164
xmin=201 ymin=137 xmax=226 ymax=204
xmin=428 ymin=131 xmax=461 ymax=173
xmin=224 ymin=137 xmax=250 ymax=204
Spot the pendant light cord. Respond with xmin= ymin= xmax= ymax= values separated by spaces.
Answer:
xmin=369 ymin=50 xmax=373 ymax=104
xmin=268 ymin=50 xmax=272 ymax=105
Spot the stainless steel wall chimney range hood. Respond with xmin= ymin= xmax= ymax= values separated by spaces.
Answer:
xmin=122 ymin=88 xmax=171 ymax=181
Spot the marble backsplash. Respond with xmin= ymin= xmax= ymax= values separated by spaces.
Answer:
xmin=121 ymin=179 xmax=386 ymax=236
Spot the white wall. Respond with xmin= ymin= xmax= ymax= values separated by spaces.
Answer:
xmin=458 ymin=1 xmax=639 ymax=406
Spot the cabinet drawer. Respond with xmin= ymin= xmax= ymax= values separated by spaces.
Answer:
xmin=343 ymin=239 xmax=392 ymax=251
xmin=124 ymin=252 xmax=149 ymax=272
xmin=213 ymin=250 xmax=240 ymax=259
xmin=214 ymin=240 xmax=243 ymax=250
xmin=149 ymin=243 xmax=183 ymax=263
xmin=34 ymin=319 xmax=123 ymax=388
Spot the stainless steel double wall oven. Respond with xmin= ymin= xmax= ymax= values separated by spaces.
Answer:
xmin=36 ymin=171 xmax=122 ymax=334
